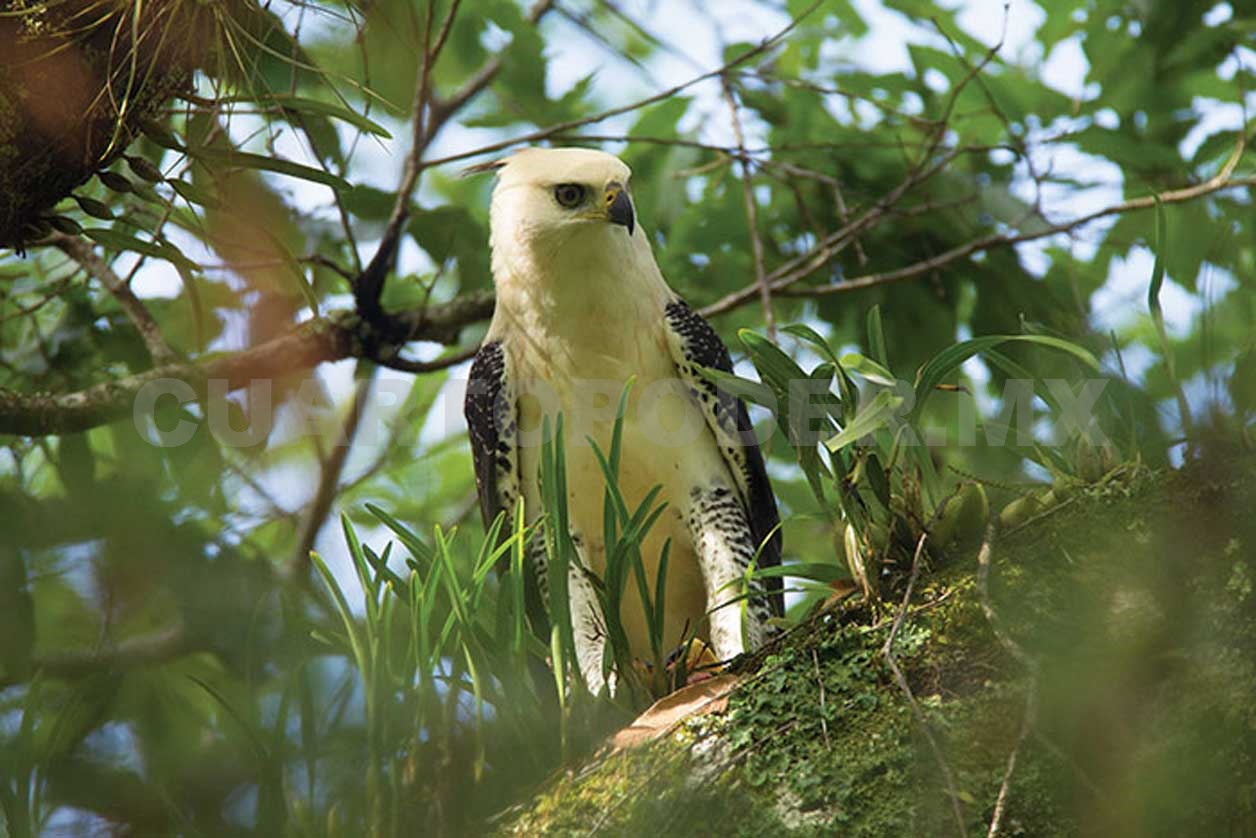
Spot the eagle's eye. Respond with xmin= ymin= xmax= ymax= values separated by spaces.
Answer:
xmin=553 ymin=183 xmax=586 ymax=208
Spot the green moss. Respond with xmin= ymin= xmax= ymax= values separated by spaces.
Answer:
xmin=501 ymin=460 xmax=1256 ymax=835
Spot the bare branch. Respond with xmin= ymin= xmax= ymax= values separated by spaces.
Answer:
xmin=352 ymin=1 xmax=458 ymax=324
xmin=52 ymin=233 xmax=178 ymax=366
xmin=701 ymin=146 xmax=961 ymax=317
xmin=353 ymin=0 xmax=551 ymax=340
xmin=721 ymin=75 xmax=774 ymax=337
xmin=288 ymin=364 xmax=376 ymax=576
xmin=421 ymin=1 xmax=823 ymax=171
xmin=375 ymin=343 xmax=479 ymax=374
xmin=426 ymin=0 xmax=555 ymax=131
xmin=774 ymin=171 xmax=1256 ymax=302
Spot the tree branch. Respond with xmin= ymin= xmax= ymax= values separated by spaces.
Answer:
xmin=773 ymin=171 xmax=1256 ymax=301
xmin=0 ymin=292 xmax=494 ymax=437
xmin=353 ymin=0 xmax=552 ymax=334
xmin=420 ymin=1 xmax=822 ymax=171
xmin=52 ymin=233 xmax=178 ymax=366
xmin=883 ymin=534 xmax=969 ymax=838
xmin=700 ymin=147 xmax=961 ymax=317
xmin=427 ymin=0 xmax=556 ymax=130
xmin=0 ymin=626 xmax=192 ymax=689
xmin=288 ymin=363 xmax=376 ymax=577
xmin=721 ymin=75 xmax=774 ymax=337
xmin=977 ymin=526 xmax=1039 ymax=838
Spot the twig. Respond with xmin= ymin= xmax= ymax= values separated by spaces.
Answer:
xmin=426 ymin=0 xmax=555 ymax=130
xmin=720 ymin=75 xmax=774 ymax=337
xmin=51 ymin=233 xmax=178 ymax=366
xmin=976 ymin=526 xmax=1038 ymax=837
xmin=352 ymin=0 xmax=460 ymax=324
xmin=553 ymin=4 xmax=663 ymax=88
xmin=725 ymin=167 xmax=1256 ymax=311
xmin=883 ymin=533 xmax=969 ymax=838
xmin=374 ymin=343 xmax=479 ymax=374
xmin=811 ymin=647 xmax=831 ymax=749
xmin=986 ymin=682 xmax=1035 ymax=838
xmin=421 ymin=1 xmax=823 ymax=171
xmin=288 ymin=363 xmax=377 ymax=577
xmin=353 ymin=0 xmax=553 ymax=344
xmin=701 ymin=145 xmax=962 ymax=317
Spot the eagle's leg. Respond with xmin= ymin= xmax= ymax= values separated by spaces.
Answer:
xmin=687 ymin=486 xmax=770 ymax=663
xmin=534 ymin=532 xmax=614 ymax=696
xmin=567 ymin=534 xmax=616 ymax=696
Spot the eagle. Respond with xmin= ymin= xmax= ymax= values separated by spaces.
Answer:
xmin=463 ymin=147 xmax=782 ymax=695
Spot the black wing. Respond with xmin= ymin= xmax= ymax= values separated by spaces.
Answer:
xmin=464 ymin=340 xmax=519 ymax=527
xmin=663 ymin=299 xmax=783 ymax=616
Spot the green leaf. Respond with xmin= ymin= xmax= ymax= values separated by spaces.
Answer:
xmin=866 ymin=305 xmax=888 ymax=366
xmin=739 ymin=329 xmax=810 ymax=390
xmin=825 ymin=389 xmax=904 ymax=452
xmin=407 ymin=206 xmax=491 ymax=287
xmin=189 ymin=149 xmax=350 ymax=191
xmin=783 ymin=323 xmax=841 ymax=367
xmin=83 ymin=229 xmax=196 ymax=270
xmin=752 ymin=562 xmax=847 ymax=584
xmin=700 ymin=368 xmax=777 ymax=410
xmin=911 ymin=335 xmax=1099 ymax=420
xmin=838 ymin=353 xmax=897 ymax=387
xmin=169 ymin=179 xmax=223 ymax=210
xmin=219 ymin=94 xmax=392 ymax=138
xmin=342 ymin=184 xmax=397 ymax=222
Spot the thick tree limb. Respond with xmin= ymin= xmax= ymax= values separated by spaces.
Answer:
xmin=0 ymin=292 xmax=494 ymax=437
xmin=0 ymin=626 xmax=192 ymax=689
xmin=883 ymin=534 xmax=969 ymax=838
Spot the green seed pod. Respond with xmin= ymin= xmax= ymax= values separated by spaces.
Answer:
xmin=999 ymin=493 xmax=1046 ymax=530
xmin=1051 ymin=477 xmax=1076 ymax=501
xmin=952 ymin=482 xmax=989 ymax=546
xmin=73 ymin=196 xmax=113 ymax=220
xmin=933 ymin=482 xmax=989 ymax=549
xmin=140 ymin=119 xmax=184 ymax=151
xmin=125 ymin=155 xmax=165 ymax=183
xmin=21 ymin=220 xmax=52 ymax=240
xmin=98 ymin=171 xmax=133 ymax=193
xmin=46 ymin=216 xmax=83 ymax=235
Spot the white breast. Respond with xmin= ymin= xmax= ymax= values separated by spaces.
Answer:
xmin=509 ymin=310 xmax=732 ymax=657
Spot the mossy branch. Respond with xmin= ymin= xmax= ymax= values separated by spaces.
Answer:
xmin=0 ymin=291 xmax=495 ymax=437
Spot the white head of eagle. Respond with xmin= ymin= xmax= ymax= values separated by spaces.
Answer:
xmin=464 ymin=147 xmax=782 ymax=696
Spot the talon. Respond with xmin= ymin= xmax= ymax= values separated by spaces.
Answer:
xmin=667 ymin=637 xmax=722 ymax=687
